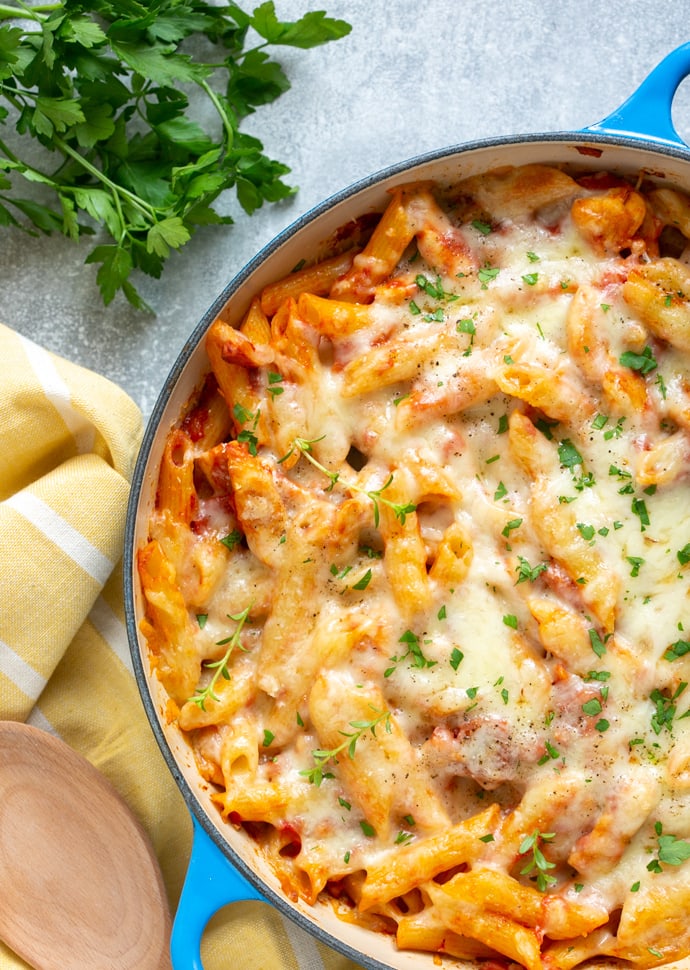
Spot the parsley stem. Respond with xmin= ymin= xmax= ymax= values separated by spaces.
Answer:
xmin=0 ymin=82 xmax=24 ymax=117
xmin=0 ymin=2 xmax=58 ymax=20
xmin=289 ymin=438 xmax=416 ymax=525
xmin=294 ymin=438 xmax=340 ymax=485
xmin=189 ymin=604 xmax=251 ymax=710
xmin=0 ymin=132 xmax=21 ymax=164
xmin=51 ymin=133 xmax=157 ymax=221
xmin=197 ymin=79 xmax=235 ymax=149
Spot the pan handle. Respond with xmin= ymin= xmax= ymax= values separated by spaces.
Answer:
xmin=170 ymin=817 xmax=266 ymax=969
xmin=584 ymin=41 xmax=690 ymax=149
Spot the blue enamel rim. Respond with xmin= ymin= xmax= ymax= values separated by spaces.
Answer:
xmin=123 ymin=42 xmax=690 ymax=970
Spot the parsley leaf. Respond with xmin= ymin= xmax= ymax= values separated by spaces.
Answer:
xmin=386 ymin=629 xmax=437 ymax=676
xmin=518 ymin=830 xmax=557 ymax=892
xmin=515 ymin=556 xmax=548 ymax=584
xmin=477 ymin=265 xmax=500 ymax=288
xmin=665 ymin=639 xmax=690 ymax=661
xmin=558 ymin=439 xmax=583 ymax=469
xmin=619 ymin=345 xmax=658 ymax=375
xmin=300 ymin=706 xmax=392 ymax=786
xmin=647 ymin=823 xmax=690 ymax=871
xmin=188 ymin=604 xmax=251 ymax=710
xmin=650 ymin=683 xmax=688 ymax=735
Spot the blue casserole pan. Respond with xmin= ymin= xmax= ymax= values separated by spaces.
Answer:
xmin=123 ymin=42 xmax=690 ymax=970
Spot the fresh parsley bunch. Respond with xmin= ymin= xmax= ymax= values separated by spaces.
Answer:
xmin=0 ymin=1 xmax=350 ymax=309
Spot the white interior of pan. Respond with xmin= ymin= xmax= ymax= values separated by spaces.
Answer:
xmin=129 ymin=134 xmax=690 ymax=970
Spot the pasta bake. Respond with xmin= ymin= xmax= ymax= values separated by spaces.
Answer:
xmin=138 ymin=164 xmax=690 ymax=969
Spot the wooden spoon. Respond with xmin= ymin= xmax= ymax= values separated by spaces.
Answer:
xmin=0 ymin=720 xmax=172 ymax=970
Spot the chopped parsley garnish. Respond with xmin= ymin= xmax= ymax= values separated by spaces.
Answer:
xmin=647 ymin=822 xmax=690 ymax=872
xmin=457 ymin=317 xmax=477 ymax=354
xmin=352 ymin=569 xmax=372 ymax=591
xmin=518 ymin=831 xmax=557 ymax=891
xmin=267 ymin=372 xmax=285 ymax=397
xmin=415 ymin=273 xmax=458 ymax=302
xmin=582 ymin=698 xmax=603 ymax=716
xmin=585 ymin=670 xmax=611 ymax=683
xmin=237 ymin=428 xmax=259 ymax=457
xmin=538 ymin=740 xmax=561 ymax=765
xmin=424 ymin=307 xmax=444 ymax=323
xmin=330 ymin=564 xmax=352 ymax=579
xmin=301 ymin=707 xmax=392 ymax=786
xmin=664 ymin=639 xmax=690 ymax=661
xmin=502 ymin=518 xmax=523 ymax=538
xmin=627 ymin=556 xmax=645 ymax=577
xmin=631 ymin=497 xmax=650 ymax=531
xmin=515 ymin=556 xmax=548 ymax=584
xmin=188 ymin=604 xmax=251 ymax=711
xmin=234 ymin=403 xmax=261 ymax=455
xmin=619 ymin=345 xmax=658 ymax=375
xmin=478 ymin=265 xmax=500 ymax=288
xmin=589 ymin=629 xmax=608 ymax=659
xmin=558 ymin=438 xmax=584 ymax=469
xmin=385 ymin=630 xmax=437 ymax=677
xmin=650 ymin=683 xmax=689 ymax=735
xmin=535 ymin=416 xmax=558 ymax=439
xmin=395 ymin=830 xmax=414 ymax=845
xmin=604 ymin=417 xmax=626 ymax=440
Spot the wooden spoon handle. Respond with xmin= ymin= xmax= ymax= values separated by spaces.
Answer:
xmin=0 ymin=721 xmax=172 ymax=970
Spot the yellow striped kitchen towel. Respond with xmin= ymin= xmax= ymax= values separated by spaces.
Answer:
xmin=0 ymin=322 xmax=361 ymax=970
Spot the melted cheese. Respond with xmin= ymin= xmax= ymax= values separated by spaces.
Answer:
xmin=142 ymin=167 xmax=690 ymax=969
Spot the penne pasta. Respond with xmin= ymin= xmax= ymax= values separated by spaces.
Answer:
xmin=139 ymin=163 xmax=690 ymax=970
xmin=260 ymin=250 xmax=357 ymax=316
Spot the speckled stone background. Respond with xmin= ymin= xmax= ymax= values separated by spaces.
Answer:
xmin=4 ymin=0 xmax=690 ymax=420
